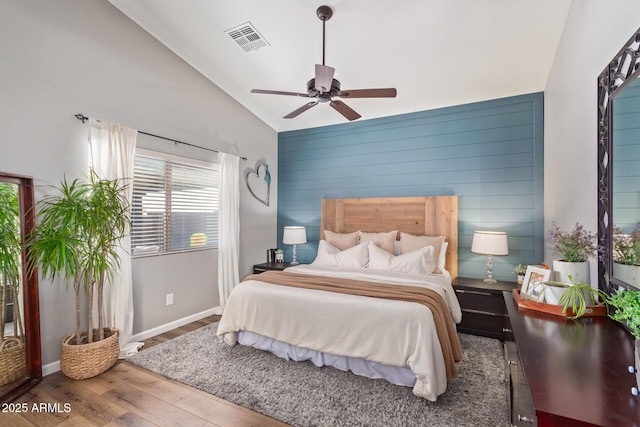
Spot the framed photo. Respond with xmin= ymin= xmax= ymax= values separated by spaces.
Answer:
xmin=520 ymin=265 xmax=552 ymax=300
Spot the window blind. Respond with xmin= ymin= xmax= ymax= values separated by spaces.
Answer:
xmin=131 ymin=151 xmax=218 ymax=257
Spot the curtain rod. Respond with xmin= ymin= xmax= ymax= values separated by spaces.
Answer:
xmin=74 ymin=113 xmax=247 ymax=161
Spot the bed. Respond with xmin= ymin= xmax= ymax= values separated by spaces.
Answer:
xmin=217 ymin=196 xmax=461 ymax=401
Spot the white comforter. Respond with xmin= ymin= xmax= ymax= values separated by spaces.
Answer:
xmin=217 ymin=265 xmax=462 ymax=401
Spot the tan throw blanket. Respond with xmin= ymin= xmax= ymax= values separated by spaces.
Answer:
xmin=244 ymin=271 xmax=463 ymax=379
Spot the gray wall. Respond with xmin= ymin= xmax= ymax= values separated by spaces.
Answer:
xmin=544 ymin=0 xmax=640 ymax=285
xmin=0 ymin=0 xmax=277 ymax=368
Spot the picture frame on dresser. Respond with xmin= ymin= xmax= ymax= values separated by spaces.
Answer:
xmin=520 ymin=265 xmax=551 ymax=300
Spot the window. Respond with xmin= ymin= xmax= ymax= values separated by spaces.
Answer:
xmin=131 ymin=149 xmax=218 ymax=257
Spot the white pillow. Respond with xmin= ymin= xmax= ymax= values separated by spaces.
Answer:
xmin=367 ymin=242 xmax=436 ymax=275
xmin=438 ymin=241 xmax=448 ymax=272
xmin=311 ymin=240 xmax=369 ymax=268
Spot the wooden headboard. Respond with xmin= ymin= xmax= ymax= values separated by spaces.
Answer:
xmin=320 ymin=196 xmax=458 ymax=278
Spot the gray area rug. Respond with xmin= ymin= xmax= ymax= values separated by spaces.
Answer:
xmin=127 ymin=323 xmax=508 ymax=427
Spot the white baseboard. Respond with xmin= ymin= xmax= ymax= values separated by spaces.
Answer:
xmin=43 ymin=360 xmax=61 ymax=377
xmin=42 ymin=306 xmax=220 ymax=377
xmin=130 ymin=307 xmax=219 ymax=342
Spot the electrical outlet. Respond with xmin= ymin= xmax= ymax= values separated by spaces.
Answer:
xmin=166 ymin=293 xmax=174 ymax=306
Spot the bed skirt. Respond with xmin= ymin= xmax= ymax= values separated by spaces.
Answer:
xmin=237 ymin=330 xmax=417 ymax=387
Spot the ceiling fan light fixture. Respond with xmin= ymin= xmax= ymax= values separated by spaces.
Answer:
xmin=249 ymin=5 xmax=397 ymax=121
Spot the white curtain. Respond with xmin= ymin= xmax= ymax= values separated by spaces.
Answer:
xmin=88 ymin=119 xmax=143 ymax=358
xmin=217 ymin=152 xmax=240 ymax=310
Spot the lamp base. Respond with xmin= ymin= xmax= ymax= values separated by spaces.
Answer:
xmin=484 ymin=254 xmax=497 ymax=284
xmin=290 ymin=261 xmax=300 ymax=265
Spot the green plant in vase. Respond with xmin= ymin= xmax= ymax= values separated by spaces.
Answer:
xmin=511 ymin=264 xmax=527 ymax=284
xmin=608 ymin=289 xmax=640 ymax=339
xmin=0 ymin=182 xmax=26 ymax=386
xmin=27 ymin=171 xmax=130 ymax=379
xmin=547 ymin=222 xmax=596 ymax=284
xmin=539 ymin=279 xmax=608 ymax=319
xmin=0 ymin=183 xmax=24 ymax=339
xmin=612 ymin=224 xmax=640 ymax=266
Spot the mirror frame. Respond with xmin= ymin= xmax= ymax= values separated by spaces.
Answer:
xmin=597 ymin=27 xmax=640 ymax=294
xmin=0 ymin=172 xmax=41 ymax=403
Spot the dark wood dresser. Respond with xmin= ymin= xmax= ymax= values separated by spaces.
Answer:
xmin=504 ymin=291 xmax=640 ymax=426
xmin=454 ymin=277 xmax=519 ymax=340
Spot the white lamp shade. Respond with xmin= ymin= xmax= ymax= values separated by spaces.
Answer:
xmin=283 ymin=226 xmax=307 ymax=245
xmin=471 ymin=231 xmax=508 ymax=256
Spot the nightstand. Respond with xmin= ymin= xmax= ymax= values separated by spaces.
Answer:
xmin=252 ymin=262 xmax=292 ymax=274
xmin=453 ymin=277 xmax=518 ymax=340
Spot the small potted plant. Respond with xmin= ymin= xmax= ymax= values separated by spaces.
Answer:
xmin=547 ymin=222 xmax=596 ymax=284
xmin=511 ymin=264 xmax=528 ymax=284
xmin=612 ymin=224 xmax=640 ymax=286
xmin=537 ymin=280 xmax=608 ymax=319
xmin=608 ymin=288 xmax=640 ymax=340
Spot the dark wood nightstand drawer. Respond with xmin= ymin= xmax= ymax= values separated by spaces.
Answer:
xmin=454 ymin=277 xmax=518 ymax=340
xmin=458 ymin=310 xmax=509 ymax=340
xmin=455 ymin=288 xmax=507 ymax=315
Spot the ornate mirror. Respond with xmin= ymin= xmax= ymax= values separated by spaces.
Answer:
xmin=0 ymin=172 xmax=41 ymax=403
xmin=597 ymin=27 xmax=640 ymax=293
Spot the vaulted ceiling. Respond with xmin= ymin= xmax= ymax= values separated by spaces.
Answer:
xmin=108 ymin=0 xmax=572 ymax=132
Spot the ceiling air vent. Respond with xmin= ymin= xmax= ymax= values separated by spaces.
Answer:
xmin=225 ymin=22 xmax=269 ymax=52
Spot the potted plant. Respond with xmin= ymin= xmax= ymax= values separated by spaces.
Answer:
xmin=547 ymin=222 xmax=596 ymax=284
xmin=608 ymin=288 xmax=640 ymax=340
xmin=608 ymin=288 xmax=640 ymax=396
xmin=511 ymin=264 xmax=528 ymax=284
xmin=612 ymin=224 xmax=640 ymax=287
xmin=0 ymin=182 xmax=25 ymax=385
xmin=538 ymin=280 xmax=608 ymax=319
xmin=27 ymin=171 xmax=130 ymax=380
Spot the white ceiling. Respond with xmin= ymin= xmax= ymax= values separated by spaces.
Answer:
xmin=108 ymin=0 xmax=572 ymax=132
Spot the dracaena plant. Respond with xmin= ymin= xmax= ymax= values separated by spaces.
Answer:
xmin=547 ymin=222 xmax=596 ymax=263
xmin=0 ymin=182 xmax=24 ymax=341
xmin=27 ymin=171 xmax=130 ymax=345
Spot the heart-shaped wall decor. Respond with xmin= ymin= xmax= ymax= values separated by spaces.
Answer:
xmin=245 ymin=159 xmax=271 ymax=206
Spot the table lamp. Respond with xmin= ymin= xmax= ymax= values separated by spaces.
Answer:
xmin=283 ymin=226 xmax=307 ymax=265
xmin=471 ymin=231 xmax=509 ymax=283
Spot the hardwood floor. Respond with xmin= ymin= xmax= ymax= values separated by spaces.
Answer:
xmin=2 ymin=315 xmax=291 ymax=426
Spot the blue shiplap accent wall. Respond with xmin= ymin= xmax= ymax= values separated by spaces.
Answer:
xmin=613 ymin=79 xmax=640 ymax=233
xmin=277 ymin=92 xmax=544 ymax=280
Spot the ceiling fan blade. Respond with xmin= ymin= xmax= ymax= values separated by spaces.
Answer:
xmin=330 ymin=100 xmax=361 ymax=121
xmin=284 ymin=101 xmax=319 ymax=119
xmin=315 ymin=64 xmax=335 ymax=93
xmin=251 ymin=89 xmax=309 ymax=97
xmin=336 ymin=88 xmax=397 ymax=98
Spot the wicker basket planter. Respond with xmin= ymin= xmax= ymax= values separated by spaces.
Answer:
xmin=60 ymin=328 xmax=119 ymax=380
xmin=0 ymin=337 xmax=26 ymax=386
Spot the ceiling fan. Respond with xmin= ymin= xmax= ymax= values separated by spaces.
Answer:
xmin=251 ymin=5 xmax=397 ymax=121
